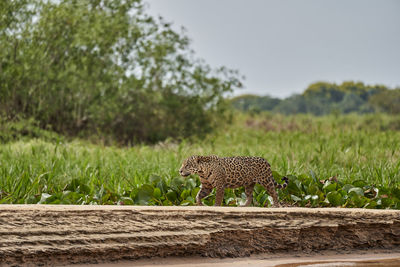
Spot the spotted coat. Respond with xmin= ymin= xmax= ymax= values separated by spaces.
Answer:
xmin=179 ymin=155 xmax=288 ymax=207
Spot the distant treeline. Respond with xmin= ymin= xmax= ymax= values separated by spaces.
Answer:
xmin=231 ymin=81 xmax=400 ymax=115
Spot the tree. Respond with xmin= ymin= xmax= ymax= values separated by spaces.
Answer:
xmin=303 ymin=82 xmax=344 ymax=102
xmin=273 ymin=95 xmax=308 ymax=115
xmin=369 ymin=89 xmax=400 ymax=114
xmin=0 ymin=0 xmax=242 ymax=144
xmin=230 ymin=94 xmax=281 ymax=112
xmin=337 ymin=93 xmax=365 ymax=113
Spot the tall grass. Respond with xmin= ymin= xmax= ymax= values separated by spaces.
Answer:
xmin=0 ymin=113 xmax=399 ymax=206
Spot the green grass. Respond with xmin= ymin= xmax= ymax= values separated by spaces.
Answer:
xmin=1 ymin=113 xmax=400 ymax=208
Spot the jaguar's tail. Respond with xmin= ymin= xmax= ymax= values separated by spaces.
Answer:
xmin=274 ymin=176 xmax=289 ymax=189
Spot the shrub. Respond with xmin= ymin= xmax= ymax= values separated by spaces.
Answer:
xmin=0 ymin=0 xmax=242 ymax=144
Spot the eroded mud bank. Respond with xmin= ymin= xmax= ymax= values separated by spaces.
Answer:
xmin=0 ymin=205 xmax=399 ymax=266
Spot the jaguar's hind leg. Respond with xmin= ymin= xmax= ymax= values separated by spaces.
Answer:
xmin=259 ymin=179 xmax=281 ymax=207
xmin=267 ymin=187 xmax=281 ymax=207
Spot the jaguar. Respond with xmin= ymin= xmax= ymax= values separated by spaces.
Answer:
xmin=179 ymin=155 xmax=288 ymax=207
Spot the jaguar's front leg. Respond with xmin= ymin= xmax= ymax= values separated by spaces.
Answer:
xmin=196 ymin=186 xmax=212 ymax=206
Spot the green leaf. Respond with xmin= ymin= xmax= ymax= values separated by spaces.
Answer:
xmin=391 ymin=187 xmax=400 ymax=199
xmin=185 ymin=196 xmax=194 ymax=203
xmin=191 ymin=187 xmax=200 ymax=199
xmin=378 ymin=197 xmax=393 ymax=208
xmin=166 ymin=190 xmax=177 ymax=202
xmin=119 ymin=197 xmax=134 ymax=205
xmin=78 ymin=184 xmax=91 ymax=194
xmin=327 ymin=191 xmax=344 ymax=206
xmin=26 ymin=195 xmax=40 ymax=204
xmin=162 ymin=199 xmax=173 ymax=206
xmin=150 ymin=175 xmax=167 ymax=193
xmin=307 ymin=184 xmax=320 ymax=195
xmin=153 ymin=187 xmax=162 ymax=199
xmin=352 ymin=180 xmax=367 ymax=188
xmin=62 ymin=191 xmax=81 ymax=203
xmin=136 ymin=184 xmax=154 ymax=204
xmin=254 ymin=184 xmax=264 ymax=194
xmin=180 ymin=189 xmax=190 ymax=200
xmin=353 ymin=195 xmax=369 ymax=207
xmin=156 ymin=179 xmax=168 ymax=194
xmin=180 ymin=200 xmax=192 ymax=206
xmin=256 ymin=194 xmax=268 ymax=206
xmin=272 ymin=171 xmax=283 ymax=179
xmin=38 ymin=193 xmax=54 ymax=204
xmin=348 ymin=187 xmax=364 ymax=196
xmin=185 ymin=178 xmax=197 ymax=190
xmin=65 ymin=179 xmax=80 ymax=191
xmin=149 ymin=175 xmax=162 ymax=184
xmin=170 ymin=177 xmax=184 ymax=192
xmin=291 ymin=194 xmax=302 ymax=202
xmin=364 ymin=200 xmax=377 ymax=209
xmin=323 ymin=181 xmax=337 ymax=193
xmin=342 ymin=184 xmax=354 ymax=193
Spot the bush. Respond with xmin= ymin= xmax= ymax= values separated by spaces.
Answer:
xmin=0 ymin=116 xmax=62 ymax=143
xmin=0 ymin=0 xmax=242 ymax=144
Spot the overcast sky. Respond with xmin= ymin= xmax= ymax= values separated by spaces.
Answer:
xmin=145 ymin=0 xmax=400 ymax=98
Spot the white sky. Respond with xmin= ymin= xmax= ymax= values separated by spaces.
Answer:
xmin=145 ymin=0 xmax=400 ymax=98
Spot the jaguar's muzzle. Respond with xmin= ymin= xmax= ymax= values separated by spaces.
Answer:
xmin=179 ymin=170 xmax=191 ymax=177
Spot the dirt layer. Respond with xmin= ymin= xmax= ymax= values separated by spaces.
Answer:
xmin=0 ymin=205 xmax=399 ymax=266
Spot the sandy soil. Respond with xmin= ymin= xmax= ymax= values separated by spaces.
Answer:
xmin=0 ymin=205 xmax=400 ymax=266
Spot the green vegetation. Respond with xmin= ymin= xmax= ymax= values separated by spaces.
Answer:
xmin=1 ymin=114 xmax=399 ymax=208
xmin=1 ymin=1 xmax=399 ymax=209
xmin=1 ymin=0 xmax=241 ymax=144
xmin=232 ymin=81 xmax=400 ymax=115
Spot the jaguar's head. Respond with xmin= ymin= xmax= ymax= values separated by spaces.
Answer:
xmin=179 ymin=155 xmax=200 ymax=177
xmin=179 ymin=155 xmax=218 ymax=177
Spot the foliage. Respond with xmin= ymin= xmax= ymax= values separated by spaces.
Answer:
xmin=231 ymin=81 xmax=398 ymax=115
xmin=369 ymin=89 xmax=400 ymax=114
xmin=0 ymin=114 xmax=399 ymax=208
xmin=0 ymin=0 xmax=241 ymax=144
xmin=0 ymin=117 xmax=62 ymax=143
xmin=230 ymin=94 xmax=281 ymax=114
xmin=279 ymin=174 xmax=400 ymax=209
xmin=10 ymin=172 xmax=399 ymax=209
